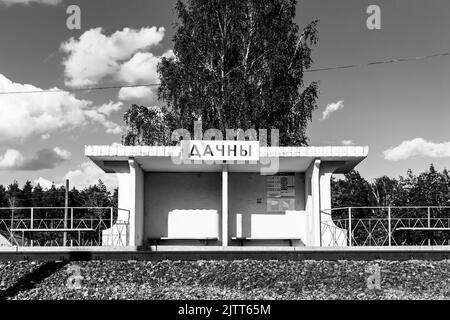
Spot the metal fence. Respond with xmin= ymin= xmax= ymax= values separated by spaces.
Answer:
xmin=0 ymin=207 xmax=129 ymax=247
xmin=321 ymin=206 xmax=450 ymax=247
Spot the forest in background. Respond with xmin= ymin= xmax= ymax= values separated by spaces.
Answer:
xmin=0 ymin=180 xmax=118 ymax=245
xmin=332 ymin=164 xmax=450 ymax=209
xmin=332 ymin=164 xmax=450 ymax=245
xmin=0 ymin=180 xmax=116 ymax=210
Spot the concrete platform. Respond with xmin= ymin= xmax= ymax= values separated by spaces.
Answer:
xmin=144 ymin=245 xmax=450 ymax=252
xmin=2 ymin=246 xmax=450 ymax=261
xmin=0 ymin=246 xmax=137 ymax=252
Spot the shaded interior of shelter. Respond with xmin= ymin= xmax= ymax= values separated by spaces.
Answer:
xmin=142 ymin=172 xmax=307 ymax=247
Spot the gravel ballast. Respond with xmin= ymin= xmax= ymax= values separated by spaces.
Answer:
xmin=1 ymin=259 xmax=450 ymax=300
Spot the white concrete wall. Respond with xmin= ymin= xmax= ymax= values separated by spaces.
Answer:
xmin=303 ymin=160 xmax=348 ymax=247
xmin=228 ymin=173 xmax=306 ymax=246
xmin=144 ymin=172 xmax=222 ymax=244
xmin=107 ymin=159 xmax=144 ymax=247
xmin=167 ymin=210 xmax=219 ymax=238
xmin=304 ymin=159 xmax=321 ymax=246
xmin=142 ymin=172 xmax=307 ymax=246
xmin=133 ymin=160 xmax=145 ymax=245
xmin=319 ymin=162 xmax=348 ymax=246
xmin=103 ymin=170 xmax=131 ymax=246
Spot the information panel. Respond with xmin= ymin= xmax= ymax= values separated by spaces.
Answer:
xmin=266 ymin=174 xmax=295 ymax=212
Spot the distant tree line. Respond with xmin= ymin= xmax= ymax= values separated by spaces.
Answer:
xmin=0 ymin=180 xmax=117 ymax=214
xmin=332 ymin=164 xmax=450 ymax=246
xmin=332 ymin=164 xmax=450 ymax=209
xmin=0 ymin=180 xmax=118 ymax=246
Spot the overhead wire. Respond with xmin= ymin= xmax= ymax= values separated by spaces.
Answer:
xmin=0 ymin=52 xmax=448 ymax=95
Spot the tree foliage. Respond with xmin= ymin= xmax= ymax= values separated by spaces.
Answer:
xmin=122 ymin=105 xmax=172 ymax=146
xmin=332 ymin=165 xmax=450 ymax=245
xmin=0 ymin=180 xmax=117 ymax=220
xmin=123 ymin=0 xmax=320 ymax=146
xmin=0 ymin=180 xmax=119 ymax=246
xmin=332 ymin=171 xmax=372 ymax=209
xmin=332 ymin=165 xmax=450 ymax=209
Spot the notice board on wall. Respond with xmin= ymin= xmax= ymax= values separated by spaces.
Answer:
xmin=266 ymin=174 xmax=295 ymax=212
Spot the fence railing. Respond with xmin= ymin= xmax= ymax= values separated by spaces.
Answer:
xmin=0 ymin=207 xmax=129 ymax=247
xmin=321 ymin=206 xmax=450 ymax=247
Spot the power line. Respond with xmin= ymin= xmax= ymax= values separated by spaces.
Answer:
xmin=305 ymin=52 xmax=450 ymax=72
xmin=0 ymin=52 xmax=449 ymax=95
xmin=0 ymin=83 xmax=160 ymax=95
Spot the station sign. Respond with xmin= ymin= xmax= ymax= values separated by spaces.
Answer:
xmin=181 ymin=140 xmax=260 ymax=161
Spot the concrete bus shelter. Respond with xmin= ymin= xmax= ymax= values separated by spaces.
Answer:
xmin=85 ymin=145 xmax=368 ymax=249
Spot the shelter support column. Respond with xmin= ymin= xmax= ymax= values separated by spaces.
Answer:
xmin=304 ymin=159 xmax=321 ymax=246
xmin=319 ymin=162 xmax=346 ymax=246
xmin=117 ymin=158 xmax=144 ymax=247
xmin=222 ymin=164 xmax=228 ymax=246
xmin=305 ymin=159 xmax=348 ymax=247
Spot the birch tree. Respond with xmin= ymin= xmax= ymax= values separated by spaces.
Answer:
xmin=124 ymin=0 xmax=320 ymax=146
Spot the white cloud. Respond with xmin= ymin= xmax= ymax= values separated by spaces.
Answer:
xmin=118 ymin=52 xmax=160 ymax=84
xmin=0 ymin=0 xmax=61 ymax=6
xmin=117 ymin=50 xmax=173 ymax=101
xmin=342 ymin=140 xmax=355 ymax=146
xmin=41 ymin=133 xmax=51 ymax=140
xmin=383 ymin=138 xmax=450 ymax=161
xmin=52 ymin=147 xmax=71 ymax=160
xmin=61 ymin=27 xmax=165 ymax=87
xmin=118 ymin=86 xmax=156 ymax=102
xmin=83 ymin=109 xmax=123 ymax=134
xmin=0 ymin=73 xmax=122 ymax=142
xmin=63 ymin=161 xmax=118 ymax=190
xmin=104 ymin=122 xmax=123 ymax=135
xmin=60 ymin=27 xmax=174 ymax=103
xmin=34 ymin=161 xmax=117 ymax=190
xmin=33 ymin=177 xmax=54 ymax=189
xmin=96 ymin=101 xmax=123 ymax=116
xmin=0 ymin=147 xmax=71 ymax=170
xmin=0 ymin=149 xmax=24 ymax=170
xmin=322 ymin=100 xmax=344 ymax=120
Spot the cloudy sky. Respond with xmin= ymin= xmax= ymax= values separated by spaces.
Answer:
xmin=0 ymin=0 xmax=449 ymax=190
